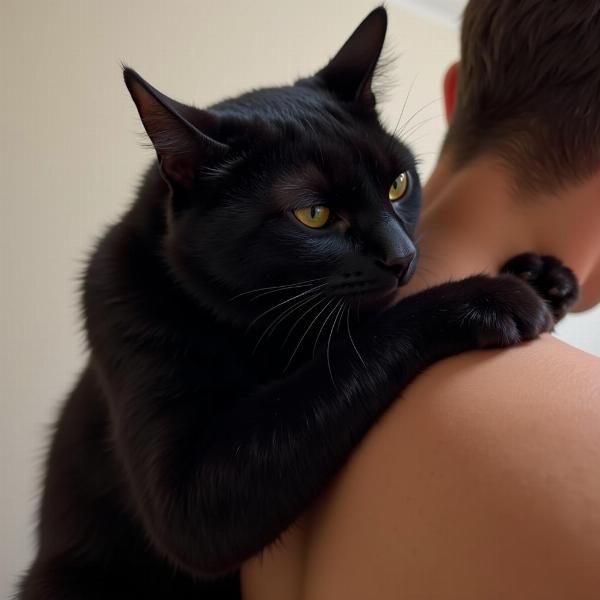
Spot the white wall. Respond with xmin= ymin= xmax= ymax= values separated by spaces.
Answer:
xmin=1 ymin=1 xmax=598 ymax=597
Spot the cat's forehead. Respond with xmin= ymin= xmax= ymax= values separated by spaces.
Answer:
xmin=269 ymin=114 xmax=415 ymax=185
xmin=215 ymin=83 xmax=416 ymax=192
xmin=214 ymin=84 xmax=350 ymax=124
xmin=215 ymin=84 xmax=388 ymax=150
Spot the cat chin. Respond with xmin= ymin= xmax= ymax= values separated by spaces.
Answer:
xmin=346 ymin=286 xmax=400 ymax=314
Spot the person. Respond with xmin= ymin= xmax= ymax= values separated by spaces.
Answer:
xmin=241 ymin=1 xmax=600 ymax=598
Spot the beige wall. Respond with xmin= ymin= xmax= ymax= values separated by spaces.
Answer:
xmin=1 ymin=1 xmax=598 ymax=596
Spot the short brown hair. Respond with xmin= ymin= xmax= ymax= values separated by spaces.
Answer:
xmin=443 ymin=0 xmax=600 ymax=195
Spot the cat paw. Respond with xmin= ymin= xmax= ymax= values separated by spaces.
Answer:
xmin=500 ymin=253 xmax=579 ymax=323
xmin=453 ymin=275 xmax=554 ymax=349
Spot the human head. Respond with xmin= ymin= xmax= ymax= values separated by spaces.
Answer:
xmin=438 ymin=0 xmax=600 ymax=310
xmin=442 ymin=0 xmax=600 ymax=197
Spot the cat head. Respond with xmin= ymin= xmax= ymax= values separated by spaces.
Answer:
xmin=124 ymin=7 xmax=420 ymax=326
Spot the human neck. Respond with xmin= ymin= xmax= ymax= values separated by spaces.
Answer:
xmin=401 ymin=158 xmax=533 ymax=296
xmin=401 ymin=156 xmax=600 ymax=308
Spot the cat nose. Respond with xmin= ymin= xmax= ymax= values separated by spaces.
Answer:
xmin=378 ymin=252 xmax=416 ymax=283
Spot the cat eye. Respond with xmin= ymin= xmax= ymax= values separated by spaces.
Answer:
xmin=389 ymin=172 xmax=409 ymax=202
xmin=293 ymin=205 xmax=331 ymax=229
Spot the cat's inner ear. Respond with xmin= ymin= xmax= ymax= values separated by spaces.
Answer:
xmin=123 ymin=67 xmax=228 ymax=188
xmin=316 ymin=6 xmax=387 ymax=109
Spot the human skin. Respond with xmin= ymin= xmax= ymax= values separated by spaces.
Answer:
xmin=242 ymin=338 xmax=600 ymax=600
xmin=240 ymin=66 xmax=600 ymax=600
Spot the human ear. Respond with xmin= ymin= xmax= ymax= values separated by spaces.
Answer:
xmin=443 ymin=62 xmax=459 ymax=124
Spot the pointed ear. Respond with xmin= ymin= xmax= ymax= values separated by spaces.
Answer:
xmin=316 ymin=6 xmax=387 ymax=109
xmin=123 ymin=67 xmax=228 ymax=188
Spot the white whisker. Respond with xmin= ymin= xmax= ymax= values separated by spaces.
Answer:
xmin=284 ymin=297 xmax=336 ymax=372
xmin=229 ymin=277 xmax=327 ymax=301
xmin=252 ymin=293 xmax=325 ymax=355
xmin=246 ymin=283 xmax=328 ymax=330
xmin=346 ymin=303 xmax=366 ymax=368
xmin=312 ymin=298 xmax=341 ymax=359
xmin=387 ymin=75 xmax=417 ymax=147
xmin=326 ymin=300 xmax=345 ymax=387
xmin=281 ymin=295 xmax=329 ymax=350
xmin=397 ymin=97 xmax=440 ymax=136
xmin=400 ymin=114 xmax=442 ymax=141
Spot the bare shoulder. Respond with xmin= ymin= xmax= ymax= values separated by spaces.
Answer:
xmin=298 ymin=336 xmax=600 ymax=600
xmin=405 ymin=333 xmax=600 ymax=405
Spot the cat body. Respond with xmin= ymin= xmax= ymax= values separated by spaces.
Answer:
xmin=17 ymin=8 xmax=577 ymax=599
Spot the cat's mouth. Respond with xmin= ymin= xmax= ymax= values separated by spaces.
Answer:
xmin=326 ymin=281 xmax=399 ymax=312
xmin=325 ymin=265 xmax=415 ymax=312
xmin=354 ymin=287 xmax=400 ymax=311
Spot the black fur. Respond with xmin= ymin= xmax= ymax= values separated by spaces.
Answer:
xmin=501 ymin=253 xmax=579 ymax=322
xmin=17 ymin=8 xmax=578 ymax=599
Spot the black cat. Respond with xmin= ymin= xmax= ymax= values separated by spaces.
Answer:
xmin=17 ymin=7 xmax=578 ymax=600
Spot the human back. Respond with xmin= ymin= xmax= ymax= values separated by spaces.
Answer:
xmin=242 ymin=335 xmax=600 ymax=600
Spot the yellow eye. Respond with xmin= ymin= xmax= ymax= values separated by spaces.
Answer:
xmin=389 ymin=172 xmax=409 ymax=201
xmin=293 ymin=205 xmax=330 ymax=229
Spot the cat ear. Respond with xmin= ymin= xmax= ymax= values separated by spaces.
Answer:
xmin=123 ymin=67 xmax=229 ymax=188
xmin=316 ymin=6 xmax=387 ymax=109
